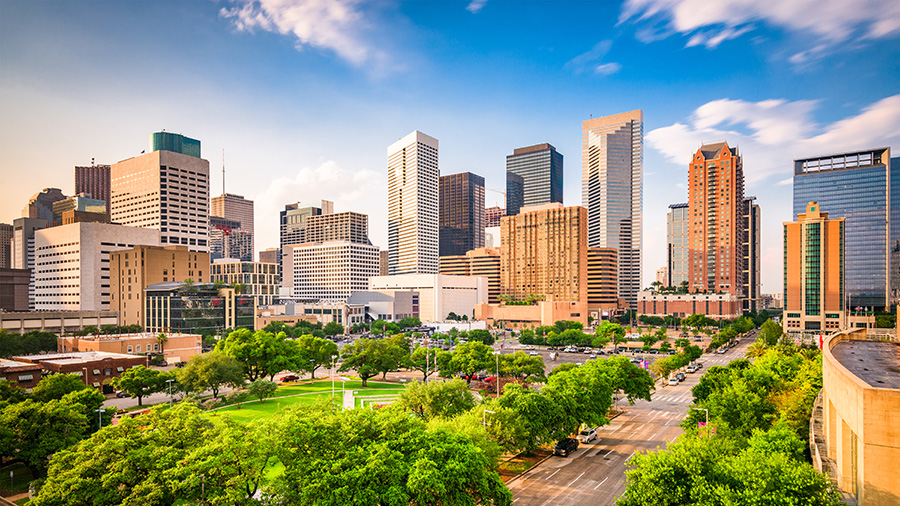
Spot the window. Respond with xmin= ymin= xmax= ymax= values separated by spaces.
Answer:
xmin=18 ymin=374 xmax=33 ymax=381
xmin=136 ymin=345 xmax=141 ymax=353
xmin=127 ymin=345 xmax=133 ymax=353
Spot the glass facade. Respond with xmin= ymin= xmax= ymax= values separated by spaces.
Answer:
xmin=150 ymin=132 xmax=201 ymax=158
xmin=667 ymin=203 xmax=689 ymax=287
xmin=145 ymin=284 xmax=254 ymax=334
xmin=505 ymin=143 xmax=563 ymax=216
xmin=439 ymin=172 xmax=485 ymax=257
xmin=793 ymin=148 xmax=893 ymax=309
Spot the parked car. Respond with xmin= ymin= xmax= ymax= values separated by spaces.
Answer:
xmin=686 ymin=364 xmax=699 ymax=373
xmin=281 ymin=374 xmax=300 ymax=382
xmin=115 ymin=390 xmax=127 ymax=398
xmin=584 ymin=349 xmax=593 ymax=355
xmin=528 ymin=351 xmax=539 ymax=356
xmin=718 ymin=347 xmax=727 ymax=354
xmin=589 ymin=353 xmax=597 ymax=359
xmin=668 ymin=377 xmax=679 ymax=386
xmin=675 ymin=372 xmax=686 ymax=382
xmin=554 ymin=437 xmax=579 ymax=457
xmin=578 ymin=427 xmax=598 ymax=444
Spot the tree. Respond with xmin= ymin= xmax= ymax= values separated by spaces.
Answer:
xmin=31 ymin=373 xmax=88 ymax=402
xmin=62 ymin=388 xmax=112 ymax=433
xmin=593 ymin=321 xmax=625 ymax=350
xmin=111 ymin=365 xmax=168 ymax=406
xmin=499 ymin=351 xmax=545 ymax=382
xmin=398 ymin=316 xmax=422 ymax=329
xmin=0 ymin=379 xmax=27 ymax=408
xmin=408 ymin=346 xmax=445 ymax=381
xmin=248 ymin=379 xmax=278 ymax=403
xmin=760 ymin=320 xmax=784 ymax=346
xmin=339 ymin=338 xmax=384 ymax=387
xmin=745 ymin=339 xmax=768 ymax=358
xmin=175 ymin=351 xmax=244 ymax=398
xmin=156 ymin=333 xmax=168 ymax=356
xmin=374 ymin=334 xmax=412 ymax=380
xmin=0 ymin=329 xmax=58 ymax=358
xmin=322 ymin=321 xmax=344 ymax=337
xmin=395 ymin=378 xmax=476 ymax=420
xmin=296 ymin=334 xmax=339 ymax=379
xmin=467 ymin=329 xmax=495 ymax=346
xmin=217 ymin=328 xmax=301 ymax=381
xmin=447 ymin=341 xmax=495 ymax=383
xmin=600 ymin=356 xmax=654 ymax=404
xmin=0 ymin=399 xmax=88 ymax=477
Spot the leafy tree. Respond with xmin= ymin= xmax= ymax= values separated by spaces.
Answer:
xmin=296 ymin=334 xmax=339 ymax=379
xmin=745 ymin=339 xmax=768 ymax=358
xmin=395 ymin=378 xmax=476 ymax=420
xmin=549 ymin=362 xmax=578 ymax=376
xmin=339 ymin=338 xmax=384 ymax=387
xmin=398 ymin=316 xmax=422 ymax=329
xmin=111 ymin=365 xmax=168 ymax=406
xmin=248 ymin=379 xmax=278 ymax=403
xmin=600 ymin=356 xmax=654 ymax=404
xmin=0 ymin=329 xmax=58 ymax=358
xmin=217 ymin=328 xmax=301 ymax=381
xmin=376 ymin=334 xmax=412 ymax=380
xmin=467 ymin=328 xmax=495 ymax=345
xmin=0 ymin=379 xmax=27 ymax=408
xmin=499 ymin=351 xmax=545 ymax=382
xmin=0 ymin=399 xmax=88 ymax=477
xmin=31 ymin=373 xmax=88 ymax=403
xmin=322 ymin=321 xmax=345 ymax=336
xmin=175 ymin=351 xmax=244 ymax=398
xmin=760 ymin=320 xmax=784 ymax=346
xmin=408 ymin=346 xmax=445 ymax=381
xmin=62 ymin=388 xmax=112 ymax=433
xmin=593 ymin=321 xmax=625 ymax=349
xmin=447 ymin=341 xmax=495 ymax=383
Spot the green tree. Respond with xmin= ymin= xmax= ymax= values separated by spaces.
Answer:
xmin=31 ymin=373 xmax=88 ymax=402
xmin=62 ymin=388 xmax=112 ymax=433
xmin=760 ymin=320 xmax=784 ymax=346
xmin=467 ymin=328 xmax=495 ymax=345
xmin=296 ymin=334 xmax=339 ymax=379
xmin=0 ymin=379 xmax=27 ymax=408
xmin=217 ymin=328 xmax=300 ymax=381
xmin=175 ymin=351 xmax=244 ymax=398
xmin=322 ymin=321 xmax=345 ymax=336
xmin=339 ymin=337 xmax=384 ymax=387
xmin=111 ymin=365 xmax=168 ymax=406
xmin=408 ymin=346 xmax=445 ymax=381
xmin=248 ymin=379 xmax=278 ymax=403
xmin=593 ymin=321 xmax=625 ymax=350
xmin=600 ymin=356 xmax=654 ymax=404
xmin=398 ymin=316 xmax=422 ymax=329
xmin=0 ymin=399 xmax=88 ymax=477
xmin=375 ymin=333 xmax=412 ymax=380
xmin=447 ymin=341 xmax=495 ymax=383
xmin=499 ymin=351 xmax=545 ymax=382
xmin=395 ymin=378 xmax=476 ymax=420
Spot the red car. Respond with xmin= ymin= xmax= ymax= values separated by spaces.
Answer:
xmin=280 ymin=375 xmax=300 ymax=382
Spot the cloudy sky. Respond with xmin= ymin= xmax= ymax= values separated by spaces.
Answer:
xmin=2 ymin=0 xmax=899 ymax=294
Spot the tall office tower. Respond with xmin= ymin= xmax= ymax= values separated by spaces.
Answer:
xmin=11 ymin=217 xmax=49 ymax=309
xmin=209 ymin=216 xmax=253 ymax=261
xmin=582 ymin=110 xmax=643 ymax=309
xmin=75 ymin=164 xmax=111 ymax=215
xmin=439 ymin=172 xmax=485 ymax=257
xmin=587 ymin=247 xmax=618 ymax=314
xmin=110 ymin=245 xmax=209 ymax=326
xmin=500 ymin=203 xmax=588 ymax=303
xmin=686 ymin=141 xmax=745 ymax=296
xmin=279 ymin=200 xmax=331 ymax=276
xmin=0 ymin=224 xmax=12 ymax=269
xmin=439 ymin=247 xmax=501 ymax=303
xmin=387 ymin=130 xmax=439 ymax=275
xmin=211 ymin=193 xmax=254 ymax=259
xmin=259 ymin=248 xmax=278 ymax=265
xmin=306 ymin=212 xmax=371 ymax=245
xmin=22 ymin=188 xmax=66 ymax=221
xmin=33 ymin=222 xmax=159 ymax=311
xmin=51 ymin=194 xmax=107 ymax=225
xmin=793 ymin=148 xmax=899 ymax=310
xmin=485 ymin=206 xmax=505 ymax=228
xmin=111 ymin=132 xmax=210 ymax=253
xmin=783 ymin=202 xmax=845 ymax=334
xmin=655 ymin=267 xmax=668 ymax=286
xmin=505 ymin=143 xmax=563 ymax=217
xmin=742 ymin=197 xmax=761 ymax=312
xmin=667 ymin=203 xmax=689 ymax=288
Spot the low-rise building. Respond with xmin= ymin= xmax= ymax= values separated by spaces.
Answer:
xmin=0 ymin=268 xmax=31 ymax=311
xmin=57 ymin=332 xmax=203 ymax=363
xmin=144 ymin=281 xmax=254 ymax=335
xmin=0 ymin=358 xmax=42 ymax=391
xmin=210 ymin=258 xmax=279 ymax=306
xmin=440 ymin=247 xmax=501 ymax=303
xmin=0 ymin=310 xmax=120 ymax=334
xmin=369 ymin=274 xmax=487 ymax=322
xmin=637 ymin=290 xmax=743 ymax=320
xmin=14 ymin=351 xmax=146 ymax=390
xmin=475 ymin=297 xmax=588 ymax=328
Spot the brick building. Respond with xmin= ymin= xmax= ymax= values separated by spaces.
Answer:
xmin=14 ymin=351 xmax=146 ymax=389
xmin=57 ymin=332 xmax=203 ymax=364
xmin=0 ymin=358 xmax=42 ymax=390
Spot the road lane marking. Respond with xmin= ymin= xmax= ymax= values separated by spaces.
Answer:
xmin=649 ymin=432 xmax=657 ymax=440
xmin=593 ymin=477 xmax=610 ymax=490
xmin=547 ymin=469 xmax=560 ymax=479
xmin=567 ymin=472 xmax=586 ymax=488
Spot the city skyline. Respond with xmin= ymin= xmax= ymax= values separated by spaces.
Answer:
xmin=2 ymin=0 xmax=900 ymax=295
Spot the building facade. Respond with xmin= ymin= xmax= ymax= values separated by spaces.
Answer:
xmin=111 ymin=133 xmax=210 ymax=252
xmin=51 ymin=194 xmax=107 ymax=225
xmin=150 ymin=131 xmax=201 ymax=157
xmin=283 ymin=241 xmax=380 ymax=301
xmin=11 ymin=217 xmax=49 ymax=309
xmin=279 ymin=200 xmax=332 ymax=274
xmin=793 ymin=148 xmax=898 ymax=310
xmin=582 ymin=110 xmax=643 ymax=308
xmin=33 ymin=222 xmax=160 ymax=312
xmin=743 ymin=196 xmax=761 ymax=312
xmin=110 ymin=245 xmax=209 ymax=327
xmin=0 ymin=268 xmax=31 ymax=312
xmin=368 ymin=274 xmax=487 ymax=322
xmin=439 ymin=247 xmax=501 ymax=303
xmin=387 ymin=131 xmax=439 ymax=275
xmin=144 ymin=282 xmax=254 ymax=335
xmin=0 ymin=359 xmax=42 ymax=391
xmin=259 ymin=248 xmax=278 ymax=265
xmin=505 ymin=143 xmax=563 ymax=216
xmin=211 ymin=193 xmax=254 ymax=259
xmin=306 ymin=211 xmax=371 ymax=245
xmin=0 ymin=223 xmax=12 ymax=269
xmin=58 ymin=332 xmax=203 ymax=363
xmin=209 ymin=215 xmax=253 ymax=262
xmin=14 ymin=351 xmax=146 ymax=390
xmin=0 ymin=310 xmax=120 ymax=334
xmin=587 ymin=247 xmax=618 ymax=316
xmin=485 ymin=206 xmax=505 ymax=228
xmin=783 ymin=202 xmax=845 ymax=335
xmin=22 ymin=188 xmax=66 ymax=222
xmin=687 ymin=141 xmax=745 ymax=296
xmin=439 ymin=172 xmax=485 ymax=257
xmin=500 ymin=203 xmax=588 ymax=304
xmin=637 ymin=291 xmax=743 ymax=320
xmin=210 ymin=258 xmax=279 ymax=306
xmin=667 ymin=203 xmax=689 ymax=288
xmin=75 ymin=164 xmax=112 ymax=215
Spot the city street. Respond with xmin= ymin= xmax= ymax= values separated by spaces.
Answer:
xmin=508 ymin=337 xmax=751 ymax=505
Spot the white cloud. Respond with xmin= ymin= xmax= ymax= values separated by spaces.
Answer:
xmin=620 ymin=0 xmax=900 ymax=56
xmin=594 ymin=62 xmax=622 ymax=76
xmin=220 ymin=0 xmax=386 ymax=67
xmin=647 ymin=94 xmax=900 ymax=184
xmin=565 ymin=40 xmax=622 ymax=76
xmin=253 ymin=160 xmax=387 ymax=251
xmin=466 ymin=0 xmax=488 ymax=14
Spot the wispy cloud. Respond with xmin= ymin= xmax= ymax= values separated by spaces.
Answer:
xmin=647 ymin=94 xmax=900 ymax=184
xmin=620 ymin=0 xmax=900 ymax=58
xmin=565 ymin=40 xmax=622 ymax=76
xmin=466 ymin=0 xmax=488 ymax=14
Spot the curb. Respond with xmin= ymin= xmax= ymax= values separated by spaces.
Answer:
xmin=504 ymin=451 xmax=555 ymax=486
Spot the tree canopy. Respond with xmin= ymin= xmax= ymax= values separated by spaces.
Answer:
xmin=111 ymin=365 xmax=169 ymax=406
xmin=175 ymin=351 xmax=244 ymax=398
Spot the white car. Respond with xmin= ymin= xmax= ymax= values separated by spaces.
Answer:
xmin=578 ymin=427 xmax=598 ymax=443
xmin=668 ymin=377 xmax=679 ymax=386
xmin=528 ymin=351 xmax=539 ymax=356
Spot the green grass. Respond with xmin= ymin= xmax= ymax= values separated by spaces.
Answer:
xmin=0 ymin=461 xmax=33 ymax=494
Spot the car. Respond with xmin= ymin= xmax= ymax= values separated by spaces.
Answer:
xmin=718 ymin=347 xmax=727 ymax=354
xmin=675 ymin=372 xmax=686 ymax=382
xmin=548 ymin=346 xmax=557 ymax=350
xmin=528 ymin=351 xmax=539 ymax=356
xmin=668 ymin=377 xmax=679 ymax=386
xmin=584 ymin=349 xmax=593 ymax=355
xmin=554 ymin=438 xmax=579 ymax=456
xmin=578 ymin=427 xmax=598 ymax=444
xmin=667 ymin=350 xmax=677 ymax=355
xmin=115 ymin=390 xmax=127 ymax=398
xmin=596 ymin=349 xmax=606 ymax=355
xmin=686 ymin=364 xmax=699 ymax=373
xmin=589 ymin=353 xmax=597 ymax=359
xmin=630 ymin=357 xmax=641 ymax=363
xmin=696 ymin=363 xmax=703 ymax=370
xmin=280 ymin=374 xmax=300 ymax=382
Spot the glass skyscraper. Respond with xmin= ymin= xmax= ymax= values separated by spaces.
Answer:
xmin=505 ymin=143 xmax=563 ymax=216
xmin=793 ymin=148 xmax=898 ymax=310
xmin=439 ymin=172 xmax=485 ymax=257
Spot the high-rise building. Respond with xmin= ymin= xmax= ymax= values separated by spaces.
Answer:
xmin=110 ymin=245 xmax=209 ymax=326
xmin=440 ymin=247 xmax=501 ymax=303
xmin=284 ymin=241 xmax=380 ymax=301
xmin=505 ymin=143 xmax=563 ymax=217
xmin=22 ymin=188 xmax=66 ymax=222
xmin=742 ymin=196 xmax=761 ymax=312
xmin=259 ymin=248 xmax=278 ymax=265
xmin=667 ymin=203 xmax=689 ymax=288
xmin=379 ymin=250 xmax=389 ymax=276
xmin=587 ymin=247 xmax=618 ymax=315
xmin=11 ymin=217 xmax=49 ymax=309
xmin=211 ymin=193 xmax=254 ymax=260
xmin=210 ymin=258 xmax=279 ymax=306
xmin=687 ymin=141 xmax=745 ymax=296
xmin=485 ymin=206 xmax=505 ymax=228
xmin=111 ymin=132 xmax=210 ymax=253
xmin=439 ymin=172 xmax=485 ymax=257
xmin=0 ymin=224 xmax=12 ymax=269
xmin=387 ymin=130 xmax=439 ymax=275
xmin=793 ymin=148 xmax=899 ymax=310
xmin=75 ymin=164 xmax=111 ymax=216
xmin=582 ymin=110 xmax=643 ymax=308
xmin=209 ymin=216 xmax=253 ymax=262
xmin=0 ymin=268 xmax=30 ymax=312
xmin=783 ymin=202 xmax=845 ymax=334
xmin=656 ymin=266 xmax=668 ymax=286
xmin=51 ymin=194 xmax=106 ymax=225
xmin=33 ymin=222 xmax=159 ymax=311
xmin=306 ymin=212 xmax=371 ymax=245
xmin=500 ymin=203 xmax=588 ymax=303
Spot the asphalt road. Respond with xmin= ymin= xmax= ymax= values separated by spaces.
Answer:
xmin=508 ymin=336 xmax=752 ymax=506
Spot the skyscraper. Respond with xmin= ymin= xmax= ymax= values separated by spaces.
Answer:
xmin=439 ymin=172 xmax=485 ymax=257
xmin=22 ymin=188 xmax=66 ymax=222
xmin=505 ymin=143 xmax=563 ymax=216
xmin=11 ymin=217 xmax=49 ymax=309
xmin=111 ymin=132 xmax=210 ymax=252
xmin=211 ymin=193 xmax=254 ymax=259
xmin=75 ymin=164 xmax=111 ymax=216
xmin=793 ymin=148 xmax=898 ymax=309
xmin=0 ymin=224 xmax=12 ymax=269
xmin=387 ymin=130 xmax=439 ymax=275
xmin=687 ymin=141 xmax=744 ymax=296
xmin=485 ymin=206 xmax=506 ymax=228
xmin=742 ymin=196 xmax=761 ymax=311
xmin=666 ymin=203 xmax=689 ymax=288
xmin=209 ymin=216 xmax=253 ymax=261
xmin=582 ymin=110 xmax=643 ymax=308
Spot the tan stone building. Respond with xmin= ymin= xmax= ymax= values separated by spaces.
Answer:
xmin=440 ymin=247 xmax=501 ymax=303
xmin=57 ymin=332 xmax=203 ymax=363
xmin=110 ymin=245 xmax=210 ymax=327
xmin=587 ymin=247 xmax=618 ymax=316
xmin=475 ymin=298 xmax=588 ymax=328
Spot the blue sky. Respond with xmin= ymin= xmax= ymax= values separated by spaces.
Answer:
xmin=2 ymin=0 xmax=899 ymax=295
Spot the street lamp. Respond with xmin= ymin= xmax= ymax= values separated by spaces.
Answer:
xmin=166 ymin=378 xmax=175 ymax=406
xmin=95 ymin=408 xmax=106 ymax=430
xmin=493 ymin=351 xmax=500 ymax=397
xmin=331 ymin=355 xmax=338 ymax=401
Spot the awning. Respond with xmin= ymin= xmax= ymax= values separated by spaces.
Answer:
xmin=92 ymin=382 xmax=101 ymax=387
xmin=116 ymin=367 xmax=124 ymax=372
xmin=93 ymin=369 xmax=101 ymax=375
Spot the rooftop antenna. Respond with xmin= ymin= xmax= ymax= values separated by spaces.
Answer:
xmin=222 ymin=148 xmax=226 ymax=195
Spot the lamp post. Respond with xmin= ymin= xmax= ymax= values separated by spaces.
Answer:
xmin=494 ymin=351 xmax=500 ymax=397
xmin=95 ymin=408 xmax=106 ymax=430
xmin=166 ymin=378 xmax=175 ymax=406
xmin=331 ymin=355 xmax=337 ymax=401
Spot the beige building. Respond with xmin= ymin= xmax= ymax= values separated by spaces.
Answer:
xmin=440 ymin=247 xmax=501 ymax=303
xmin=500 ymin=203 xmax=588 ymax=303
xmin=0 ymin=310 xmax=119 ymax=334
xmin=284 ymin=241 xmax=380 ymax=301
xmin=475 ymin=297 xmax=589 ymax=328
xmin=210 ymin=258 xmax=279 ymax=306
xmin=110 ymin=245 xmax=209 ymax=327
xmin=818 ymin=327 xmax=900 ymax=505
xmin=58 ymin=332 xmax=203 ymax=363
xmin=587 ymin=247 xmax=619 ymax=317
xmin=369 ymin=274 xmax=487 ymax=322
xmin=211 ymin=193 xmax=254 ymax=258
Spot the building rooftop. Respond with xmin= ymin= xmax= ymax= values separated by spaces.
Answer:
xmin=832 ymin=340 xmax=900 ymax=390
xmin=0 ymin=358 xmax=41 ymax=371
xmin=63 ymin=332 xmax=199 ymax=341
xmin=15 ymin=351 xmax=140 ymax=366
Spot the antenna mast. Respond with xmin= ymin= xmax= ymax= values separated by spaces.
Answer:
xmin=222 ymin=148 xmax=226 ymax=195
